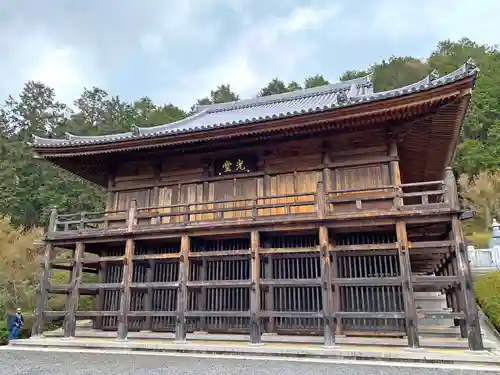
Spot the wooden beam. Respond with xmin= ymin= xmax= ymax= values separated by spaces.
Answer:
xmin=250 ymin=230 xmax=261 ymax=344
xmin=451 ymin=216 xmax=483 ymax=350
xmin=320 ymin=226 xmax=334 ymax=346
xmin=32 ymin=243 xmax=53 ymax=337
xmin=64 ymin=242 xmax=84 ymax=337
xmin=175 ymin=234 xmax=190 ymax=342
xmin=117 ymin=238 xmax=134 ymax=340
xmin=396 ymin=221 xmax=419 ymax=348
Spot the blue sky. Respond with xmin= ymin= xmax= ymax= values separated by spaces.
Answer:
xmin=0 ymin=0 xmax=499 ymax=110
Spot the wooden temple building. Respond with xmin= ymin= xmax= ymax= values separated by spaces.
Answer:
xmin=30 ymin=59 xmax=483 ymax=350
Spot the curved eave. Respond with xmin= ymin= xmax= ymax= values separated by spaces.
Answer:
xmin=32 ymin=72 xmax=477 ymax=160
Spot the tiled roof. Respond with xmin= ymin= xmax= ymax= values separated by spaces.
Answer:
xmin=31 ymin=59 xmax=477 ymax=148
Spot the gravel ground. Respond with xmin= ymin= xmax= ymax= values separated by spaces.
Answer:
xmin=0 ymin=350 xmax=496 ymax=375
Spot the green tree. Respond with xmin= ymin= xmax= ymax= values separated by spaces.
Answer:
xmin=259 ymin=78 xmax=289 ymax=96
xmin=304 ymin=75 xmax=329 ymax=88
xmin=197 ymin=84 xmax=240 ymax=105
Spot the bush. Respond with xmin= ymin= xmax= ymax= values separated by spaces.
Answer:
xmin=467 ymin=232 xmax=491 ymax=248
xmin=475 ymin=271 xmax=500 ymax=330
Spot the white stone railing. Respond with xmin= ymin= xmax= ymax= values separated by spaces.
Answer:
xmin=468 ymin=245 xmax=500 ymax=273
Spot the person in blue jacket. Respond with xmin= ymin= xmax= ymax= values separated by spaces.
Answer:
xmin=7 ymin=308 xmax=23 ymax=340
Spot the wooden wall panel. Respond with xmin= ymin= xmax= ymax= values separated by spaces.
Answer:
xmin=115 ymin=161 xmax=155 ymax=181
xmin=158 ymin=186 xmax=180 ymax=224
xmin=180 ymin=183 xmax=204 ymax=221
xmin=295 ymin=171 xmax=320 ymax=213
xmin=334 ymin=164 xmax=390 ymax=191
xmin=111 ymin=189 xmax=153 ymax=211
xmin=234 ymin=178 xmax=258 ymax=218
xmin=269 ymin=174 xmax=295 ymax=215
xmin=211 ymin=179 xmax=233 ymax=220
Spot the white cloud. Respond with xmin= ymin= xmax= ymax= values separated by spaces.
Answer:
xmin=353 ymin=0 xmax=500 ymax=46
xmin=27 ymin=45 xmax=99 ymax=105
xmin=138 ymin=0 xmax=225 ymax=54
xmin=174 ymin=3 xmax=340 ymax=108
xmin=0 ymin=33 xmax=100 ymax=106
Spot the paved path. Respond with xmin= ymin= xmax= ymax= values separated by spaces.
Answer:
xmin=2 ymin=348 xmax=499 ymax=375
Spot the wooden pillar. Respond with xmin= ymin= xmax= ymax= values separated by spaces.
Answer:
xmin=250 ymin=231 xmax=261 ymax=344
xmin=322 ymin=149 xmax=332 ymax=193
xmin=396 ymin=221 xmax=419 ymax=348
xmin=144 ymin=260 xmax=154 ymax=331
xmin=444 ymin=167 xmax=459 ymax=210
xmin=94 ymin=259 xmax=107 ymax=330
xmin=176 ymin=234 xmax=190 ymax=342
xmin=105 ymin=175 xmax=115 ymax=210
xmin=197 ymin=258 xmax=207 ymax=331
xmin=316 ymin=177 xmax=326 ymax=219
xmin=32 ymin=243 xmax=53 ymax=337
xmin=117 ymin=199 xmax=136 ymax=340
xmin=330 ymin=235 xmax=342 ymax=335
xmin=389 ymin=139 xmax=402 ymax=208
xmin=320 ymin=226 xmax=334 ymax=346
xmin=64 ymin=242 xmax=84 ymax=338
xmin=451 ymin=217 xmax=484 ymax=350
xmin=117 ymin=238 xmax=134 ymax=340
xmin=264 ymin=239 xmax=274 ymax=333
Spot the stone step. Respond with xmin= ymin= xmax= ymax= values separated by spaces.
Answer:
xmin=418 ymin=325 xmax=461 ymax=338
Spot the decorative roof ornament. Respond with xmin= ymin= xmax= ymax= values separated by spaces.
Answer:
xmin=429 ymin=69 xmax=440 ymax=82
xmin=336 ymin=89 xmax=349 ymax=104
xmin=131 ymin=125 xmax=142 ymax=137
xmin=466 ymin=57 xmax=477 ymax=72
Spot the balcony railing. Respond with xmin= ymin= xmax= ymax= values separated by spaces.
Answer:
xmin=47 ymin=179 xmax=452 ymax=238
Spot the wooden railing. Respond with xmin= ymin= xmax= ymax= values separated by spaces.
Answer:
xmin=47 ymin=179 xmax=453 ymax=237
xmin=325 ymin=180 xmax=448 ymax=216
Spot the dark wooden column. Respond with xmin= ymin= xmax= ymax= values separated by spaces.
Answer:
xmin=32 ymin=242 xmax=53 ymax=337
xmin=250 ymin=230 xmax=261 ymax=344
xmin=64 ymin=242 xmax=84 ymax=338
xmin=316 ymin=177 xmax=326 ymax=219
xmin=176 ymin=234 xmax=190 ymax=342
xmin=396 ymin=221 xmax=419 ymax=348
xmin=452 ymin=217 xmax=484 ymax=350
xmin=444 ymin=167 xmax=459 ymax=210
xmin=105 ymin=175 xmax=115 ymax=210
xmin=197 ymin=258 xmax=207 ymax=332
xmin=330 ymin=234 xmax=342 ymax=335
xmin=320 ymin=226 xmax=334 ymax=346
xmin=264 ymin=238 xmax=274 ymax=333
xmin=389 ymin=139 xmax=402 ymax=208
xmin=117 ymin=199 xmax=136 ymax=340
xmin=94 ymin=254 xmax=107 ymax=330
xmin=117 ymin=238 xmax=134 ymax=340
xmin=144 ymin=260 xmax=154 ymax=331
xmin=322 ymin=148 xmax=332 ymax=193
